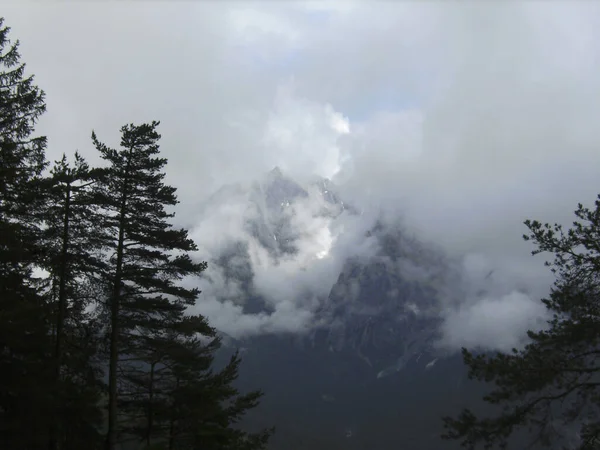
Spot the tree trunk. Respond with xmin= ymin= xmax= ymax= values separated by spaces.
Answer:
xmin=106 ymin=162 xmax=131 ymax=450
xmin=146 ymin=362 xmax=155 ymax=448
xmin=168 ymin=377 xmax=180 ymax=450
xmin=49 ymin=181 xmax=71 ymax=450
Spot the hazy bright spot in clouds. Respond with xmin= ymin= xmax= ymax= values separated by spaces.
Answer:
xmin=6 ymin=1 xmax=600 ymax=351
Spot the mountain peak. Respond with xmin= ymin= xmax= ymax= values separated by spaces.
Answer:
xmin=260 ymin=166 xmax=308 ymax=212
xmin=268 ymin=166 xmax=284 ymax=178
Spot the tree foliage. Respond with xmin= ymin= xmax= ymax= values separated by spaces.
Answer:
xmin=0 ymin=17 xmax=272 ymax=450
xmin=443 ymin=196 xmax=600 ymax=449
xmin=91 ymin=121 xmax=210 ymax=449
xmin=91 ymin=121 xmax=272 ymax=450
xmin=0 ymin=17 xmax=54 ymax=450
xmin=42 ymin=152 xmax=106 ymax=450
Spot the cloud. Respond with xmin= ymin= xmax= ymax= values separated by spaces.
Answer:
xmin=187 ymin=177 xmax=380 ymax=338
xmin=261 ymin=82 xmax=350 ymax=180
xmin=6 ymin=2 xmax=600 ymax=350
xmin=434 ymin=253 xmax=554 ymax=352
xmin=440 ymin=291 xmax=550 ymax=353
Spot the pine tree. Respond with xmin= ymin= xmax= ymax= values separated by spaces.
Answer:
xmin=443 ymin=195 xmax=600 ymax=449
xmin=162 ymin=334 xmax=273 ymax=450
xmin=92 ymin=121 xmax=273 ymax=450
xmin=0 ymin=16 xmax=54 ymax=449
xmin=42 ymin=153 xmax=106 ymax=449
xmin=0 ymin=17 xmax=271 ymax=450
xmin=123 ymin=314 xmax=273 ymax=450
xmin=91 ymin=121 xmax=211 ymax=450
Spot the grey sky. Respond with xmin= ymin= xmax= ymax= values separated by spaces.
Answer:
xmin=6 ymin=2 xmax=600 ymax=351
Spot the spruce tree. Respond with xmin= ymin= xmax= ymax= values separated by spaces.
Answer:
xmin=162 ymin=336 xmax=273 ymax=450
xmin=0 ymin=17 xmax=271 ymax=450
xmin=42 ymin=153 xmax=106 ymax=449
xmin=92 ymin=121 xmax=272 ymax=450
xmin=115 ymin=315 xmax=215 ymax=447
xmin=121 ymin=314 xmax=273 ymax=450
xmin=91 ymin=121 xmax=211 ymax=450
xmin=443 ymin=195 xmax=600 ymax=449
xmin=0 ymin=16 xmax=54 ymax=449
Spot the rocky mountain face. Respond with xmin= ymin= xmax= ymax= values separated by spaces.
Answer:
xmin=199 ymin=168 xmax=491 ymax=449
xmin=308 ymin=222 xmax=454 ymax=381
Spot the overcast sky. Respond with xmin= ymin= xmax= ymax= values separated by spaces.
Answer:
xmin=6 ymin=1 xmax=600 ymax=352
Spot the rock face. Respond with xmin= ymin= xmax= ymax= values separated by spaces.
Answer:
xmin=199 ymin=168 xmax=486 ymax=450
xmin=308 ymin=226 xmax=450 ymax=382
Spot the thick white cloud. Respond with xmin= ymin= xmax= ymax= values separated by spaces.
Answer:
xmin=186 ymin=177 xmax=381 ymax=338
xmin=5 ymin=1 xmax=600 ymax=351
xmin=261 ymin=83 xmax=350 ymax=180
xmin=440 ymin=291 xmax=550 ymax=353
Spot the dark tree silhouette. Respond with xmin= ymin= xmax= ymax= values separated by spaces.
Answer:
xmin=443 ymin=196 xmax=600 ymax=449
xmin=42 ymin=153 xmax=106 ymax=449
xmin=92 ymin=121 xmax=271 ymax=450
xmin=0 ymin=18 xmax=273 ymax=448
xmin=0 ymin=16 xmax=54 ymax=450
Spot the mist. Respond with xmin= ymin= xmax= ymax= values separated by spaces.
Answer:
xmin=6 ymin=1 xmax=600 ymax=352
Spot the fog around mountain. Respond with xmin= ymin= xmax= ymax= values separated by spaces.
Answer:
xmin=186 ymin=166 xmax=550 ymax=354
xmin=5 ymin=3 xmax=600 ymax=448
xmin=6 ymin=1 xmax=598 ymax=357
